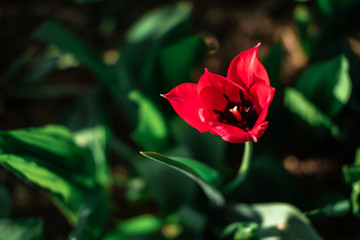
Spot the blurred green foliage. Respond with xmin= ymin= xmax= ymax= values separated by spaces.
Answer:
xmin=1 ymin=0 xmax=360 ymax=239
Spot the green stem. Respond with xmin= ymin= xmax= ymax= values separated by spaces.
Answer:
xmin=224 ymin=141 xmax=253 ymax=193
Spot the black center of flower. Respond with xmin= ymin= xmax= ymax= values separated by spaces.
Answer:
xmin=213 ymin=90 xmax=258 ymax=131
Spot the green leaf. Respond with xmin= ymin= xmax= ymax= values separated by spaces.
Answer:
xmin=284 ymin=87 xmax=339 ymax=136
xmin=130 ymin=91 xmax=168 ymax=151
xmin=0 ymin=125 xmax=105 ymax=225
xmin=0 ymin=125 xmax=96 ymax=187
xmin=305 ymin=198 xmax=351 ymax=219
xmin=32 ymin=20 xmax=112 ymax=86
xmin=0 ymin=187 xmax=12 ymax=218
xmin=296 ymin=54 xmax=352 ymax=117
xmin=69 ymin=187 xmax=110 ymax=240
xmin=220 ymin=222 xmax=259 ymax=240
xmin=103 ymin=215 xmax=163 ymax=240
xmin=116 ymin=2 xmax=206 ymax=102
xmin=342 ymin=148 xmax=360 ymax=184
xmin=74 ymin=125 xmax=111 ymax=186
xmin=0 ymin=154 xmax=85 ymax=224
xmin=134 ymin=147 xmax=197 ymax=212
xmin=0 ymin=218 xmax=44 ymax=240
xmin=140 ymin=152 xmax=225 ymax=206
xmin=160 ymin=35 xmax=208 ymax=90
xmin=252 ymin=203 xmax=323 ymax=240
xmin=125 ymin=3 xmax=191 ymax=43
xmin=351 ymin=181 xmax=360 ymax=218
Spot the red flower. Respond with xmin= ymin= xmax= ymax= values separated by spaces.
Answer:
xmin=161 ymin=43 xmax=275 ymax=143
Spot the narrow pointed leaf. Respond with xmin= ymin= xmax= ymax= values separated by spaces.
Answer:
xmin=140 ymin=152 xmax=224 ymax=206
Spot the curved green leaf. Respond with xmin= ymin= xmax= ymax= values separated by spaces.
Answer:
xmin=140 ymin=152 xmax=224 ymax=206
xmin=252 ymin=203 xmax=323 ymax=240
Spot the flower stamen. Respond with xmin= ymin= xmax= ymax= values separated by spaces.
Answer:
xmin=229 ymin=106 xmax=242 ymax=121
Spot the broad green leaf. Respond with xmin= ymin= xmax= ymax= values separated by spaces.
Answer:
xmin=0 ymin=125 xmax=108 ymax=226
xmin=220 ymin=222 xmax=259 ymax=240
xmin=0 ymin=154 xmax=85 ymax=224
xmin=284 ymin=87 xmax=339 ymax=136
xmin=296 ymin=54 xmax=352 ymax=117
xmin=252 ymin=203 xmax=323 ymax=240
xmin=130 ymin=91 xmax=168 ymax=151
xmin=140 ymin=152 xmax=224 ymax=206
xmin=0 ymin=125 xmax=96 ymax=187
xmin=103 ymin=215 xmax=163 ymax=240
xmin=0 ymin=218 xmax=44 ymax=240
xmin=0 ymin=187 xmax=12 ymax=218
xmin=32 ymin=20 xmax=112 ymax=85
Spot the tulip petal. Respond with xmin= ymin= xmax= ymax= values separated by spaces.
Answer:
xmin=227 ymin=43 xmax=270 ymax=89
xmin=198 ymin=69 xmax=246 ymax=111
xmin=208 ymin=122 xmax=252 ymax=143
xmin=250 ymin=83 xmax=275 ymax=110
xmin=161 ymin=83 xmax=211 ymax=133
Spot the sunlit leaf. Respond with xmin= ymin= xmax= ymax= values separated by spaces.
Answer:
xmin=252 ymin=203 xmax=323 ymax=240
xmin=0 ymin=218 xmax=44 ymax=240
xmin=74 ymin=125 xmax=111 ymax=186
xmin=125 ymin=3 xmax=191 ymax=43
xmin=140 ymin=152 xmax=224 ymax=206
xmin=0 ymin=125 xmax=96 ymax=186
xmin=351 ymin=181 xmax=360 ymax=218
xmin=103 ymin=215 xmax=163 ymax=240
xmin=0 ymin=125 xmax=109 ymax=228
xmin=284 ymin=87 xmax=339 ymax=137
xmin=296 ymin=54 xmax=352 ymax=117
xmin=130 ymin=91 xmax=168 ymax=151
xmin=220 ymin=222 xmax=259 ymax=240
xmin=305 ymin=198 xmax=351 ymax=219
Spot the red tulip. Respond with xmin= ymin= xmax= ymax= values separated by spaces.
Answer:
xmin=161 ymin=43 xmax=275 ymax=143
